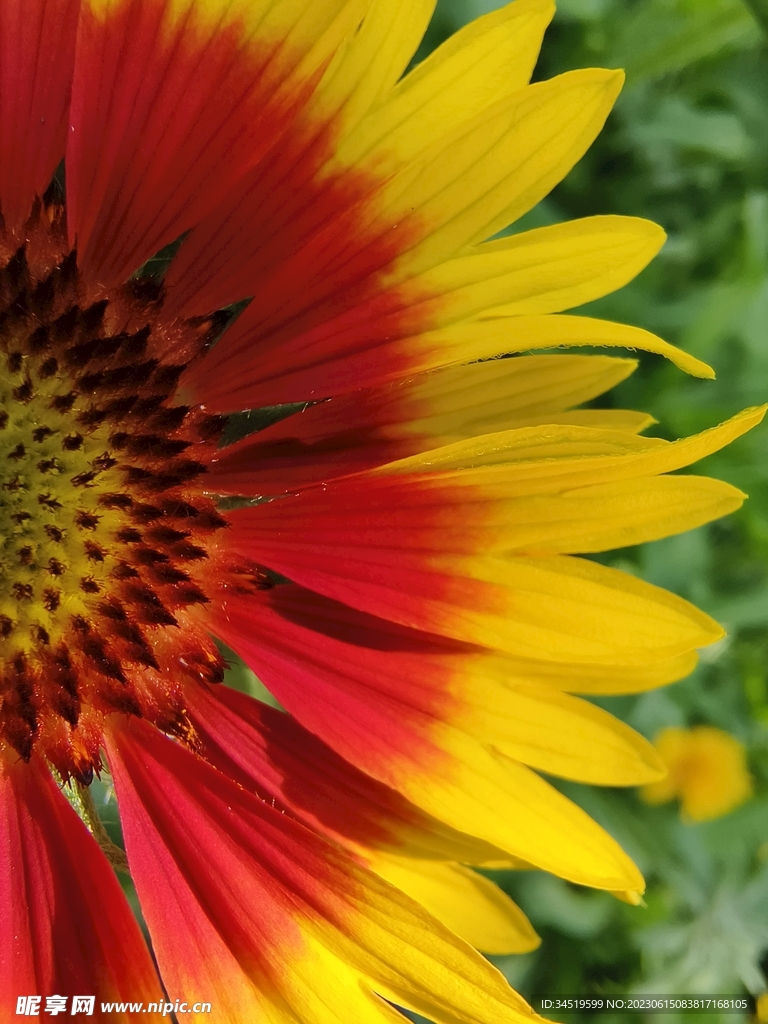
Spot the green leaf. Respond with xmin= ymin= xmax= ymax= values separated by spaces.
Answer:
xmin=608 ymin=0 xmax=761 ymax=84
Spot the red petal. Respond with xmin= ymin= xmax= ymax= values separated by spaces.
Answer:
xmin=173 ymin=144 xmax=428 ymax=412
xmin=163 ymin=126 xmax=381 ymax=319
xmin=0 ymin=756 xmax=163 ymax=1007
xmin=180 ymin=276 xmax=427 ymax=412
xmin=204 ymin=583 xmax=463 ymax=789
xmin=0 ymin=0 xmax=79 ymax=233
xmin=206 ymin=389 xmax=416 ymax=495
xmin=106 ymin=716 xmax=320 ymax=1009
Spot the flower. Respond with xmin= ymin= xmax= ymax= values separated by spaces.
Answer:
xmin=641 ymin=726 xmax=753 ymax=822
xmin=0 ymin=0 xmax=763 ymax=1018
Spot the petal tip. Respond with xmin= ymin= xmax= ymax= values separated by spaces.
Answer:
xmin=683 ymin=354 xmax=716 ymax=379
xmin=611 ymin=888 xmax=646 ymax=906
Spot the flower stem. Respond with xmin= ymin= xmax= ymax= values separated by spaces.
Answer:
xmin=73 ymin=780 xmax=130 ymax=874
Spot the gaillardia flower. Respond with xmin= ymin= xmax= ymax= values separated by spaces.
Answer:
xmin=641 ymin=725 xmax=753 ymax=822
xmin=0 ymin=0 xmax=763 ymax=1019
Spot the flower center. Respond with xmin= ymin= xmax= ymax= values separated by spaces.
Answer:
xmin=0 ymin=207 xmax=239 ymax=780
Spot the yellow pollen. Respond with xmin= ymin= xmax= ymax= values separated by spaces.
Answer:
xmin=0 ymin=209 xmax=232 ymax=779
xmin=0 ymin=342 xmax=131 ymax=649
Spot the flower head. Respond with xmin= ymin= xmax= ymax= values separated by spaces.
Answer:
xmin=641 ymin=725 xmax=753 ymax=822
xmin=0 ymin=0 xmax=763 ymax=1018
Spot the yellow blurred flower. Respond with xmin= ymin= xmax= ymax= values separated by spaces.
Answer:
xmin=641 ymin=726 xmax=752 ymax=822
xmin=756 ymin=992 xmax=768 ymax=1023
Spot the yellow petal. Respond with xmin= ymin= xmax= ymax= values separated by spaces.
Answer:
xmin=364 ymin=853 xmax=540 ymax=955
xmin=406 ymin=216 xmax=665 ymax=323
xmin=339 ymin=0 xmax=555 ymax=167
xmin=378 ymin=407 xmax=765 ymax=489
xmin=476 ymin=651 xmax=698 ymax=696
xmin=401 ymin=726 xmax=645 ymax=892
xmin=402 ymin=314 xmax=714 ymax=380
xmin=371 ymin=69 xmax=624 ymax=275
xmin=480 ymin=858 xmax=537 ymax=870
xmin=518 ymin=409 xmax=654 ymax=432
xmin=398 ymin=554 xmax=723 ymax=664
xmin=320 ymin=856 xmax=545 ymax=1024
xmin=317 ymin=0 xmax=435 ymax=130
xmin=469 ymin=475 xmax=745 ymax=555
xmin=611 ymin=889 xmax=645 ymax=906
xmin=455 ymin=667 xmax=665 ymax=784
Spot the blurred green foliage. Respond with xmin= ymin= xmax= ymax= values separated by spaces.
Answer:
xmin=415 ymin=0 xmax=768 ymax=1017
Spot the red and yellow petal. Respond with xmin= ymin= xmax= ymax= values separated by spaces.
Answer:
xmin=174 ymin=31 xmax=710 ymax=413
xmin=180 ymin=64 xmax=648 ymax=411
xmin=159 ymin=0 xmax=438 ymax=322
xmin=205 ymin=585 xmax=648 ymax=894
xmin=0 ymin=0 xmax=79 ymax=234
xmin=164 ymin=0 xmax=551 ymax=322
xmin=191 ymin=312 xmax=709 ymax=411
xmin=238 ymin=552 xmax=719 ymax=666
xmin=313 ymin=0 xmax=435 ymax=134
xmin=0 ymin=755 xmax=163 ymax=1016
xmin=106 ymin=716 xmax=543 ymax=1024
xmin=206 ymin=354 xmax=646 ymax=494
xmin=67 ymin=0 xmax=370 ymax=285
xmin=185 ymin=682 xmax=535 ymax=954
xmin=184 ymin=680 xmax=501 ymax=864
xmin=230 ymin=470 xmax=740 ymax=562
xmin=223 ymin=412 xmax=761 ymax=662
